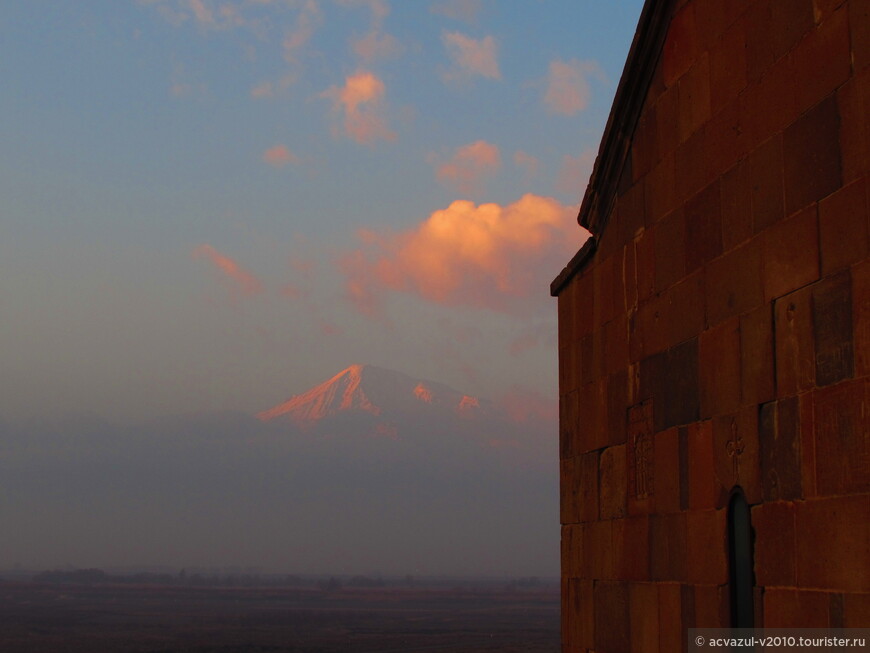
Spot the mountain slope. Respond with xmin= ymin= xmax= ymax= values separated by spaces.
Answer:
xmin=256 ymin=364 xmax=487 ymax=426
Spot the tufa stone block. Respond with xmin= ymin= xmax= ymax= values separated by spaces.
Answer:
xmin=812 ymin=270 xmax=854 ymax=387
xmin=693 ymin=584 xmax=729 ymax=628
xmin=707 ymin=237 xmax=764 ymax=327
xmin=614 ymin=515 xmax=651 ymax=582
xmin=854 ymin=258 xmax=870 ymax=377
xmin=759 ymin=396 xmax=804 ymax=501
xmin=708 ymin=14 xmax=748 ymax=116
xmin=653 ymin=427 xmax=681 ymax=514
xmin=836 ymin=68 xmax=870 ymax=190
xmin=795 ymin=495 xmax=870 ymax=591
xmin=654 ymin=207 xmax=687 ymax=293
xmin=783 ymin=95 xmax=842 ymax=216
xmin=629 ymin=582 xmax=660 ymax=653
xmin=685 ymin=179 xmax=723 ymax=274
xmin=764 ymin=589 xmax=833 ymax=627
xmin=662 ymin=2 xmax=700 ymax=88
xmin=751 ymin=500 xmax=797 ymax=588
xmin=687 ymin=509 xmax=728 ymax=584
xmin=853 ymin=0 xmax=870 ymax=72
xmin=595 ymin=580 xmax=630 ymax=653
xmin=749 ymin=134 xmax=786 ymax=234
xmin=688 ymin=420 xmax=719 ymax=510
xmin=740 ymin=302 xmax=775 ymax=406
xmin=563 ymin=578 xmax=595 ymax=651
xmin=677 ymin=54 xmax=712 ymax=145
xmin=600 ymin=444 xmax=628 ymax=520
xmin=791 ymin=4 xmax=852 ymax=116
xmin=650 ymin=512 xmax=688 ymax=581
xmin=627 ymin=400 xmax=655 ymax=515
xmin=658 ymin=583 xmax=684 ymax=653
xmin=774 ymin=284 xmax=816 ymax=396
xmin=583 ymin=519 xmax=614 ymax=579
xmin=699 ymin=316 xmax=742 ymax=418
xmin=761 ymin=205 xmax=820 ymax=303
xmin=720 ymin=158 xmax=753 ymax=252
xmin=819 ymin=177 xmax=869 ymax=275
xmin=812 ymin=378 xmax=870 ymax=495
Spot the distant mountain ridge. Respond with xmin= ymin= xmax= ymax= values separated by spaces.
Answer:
xmin=256 ymin=364 xmax=488 ymax=425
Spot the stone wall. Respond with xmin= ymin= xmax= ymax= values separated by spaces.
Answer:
xmin=556 ymin=0 xmax=870 ymax=650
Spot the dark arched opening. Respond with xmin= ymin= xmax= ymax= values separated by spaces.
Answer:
xmin=727 ymin=488 xmax=754 ymax=628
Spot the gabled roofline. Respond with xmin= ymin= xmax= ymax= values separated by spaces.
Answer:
xmin=550 ymin=0 xmax=674 ymax=297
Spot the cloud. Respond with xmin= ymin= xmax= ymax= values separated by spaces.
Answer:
xmin=544 ymin=58 xmax=604 ymax=116
xmin=262 ymin=144 xmax=299 ymax=167
xmin=345 ymin=0 xmax=401 ymax=62
xmin=442 ymin=31 xmax=500 ymax=80
xmin=250 ymin=74 xmax=296 ymax=99
xmin=353 ymin=30 xmax=401 ymax=61
xmin=321 ymin=71 xmax=396 ymax=144
xmin=433 ymin=140 xmax=501 ymax=195
xmin=192 ymin=244 xmax=263 ymax=295
xmin=340 ymin=194 xmax=581 ymax=315
xmin=430 ymin=0 xmax=483 ymax=23
xmin=283 ymin=0 xmax=321 ymax=63
xmin=141 ymin=0 xmax=255 ymax=31
xmin=556 ymin=149 xmax=596 ymax=197
xmin=513 ymin=150 xmax=539 ymax=178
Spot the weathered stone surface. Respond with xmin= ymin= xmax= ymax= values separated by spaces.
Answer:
xmin=812 ymin=271 xmax=854 ymax=386
xmin=759 ymin=396 xmax=803 ymax=501
xmin=752 ymin=501 xmax=797 ymax=587
xmin=795 ymin=495 xmax=870 ymax=591
xmin=812 ymin=379 xmax=870 ymax=495
xmin=600 ymin=444 xmax=628 ymax=520
xmin=774 ymin=284 xmax=816 ymax=396
xmin=783 ymin=95 xmax=842 ymax=216
xmin=595 ymin=581 xmax=630 ymax=653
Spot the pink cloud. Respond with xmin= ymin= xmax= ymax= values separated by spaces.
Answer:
xmin=513 ymin=150 xmax=540 ymax=178
xmin=262 ymin=144 xmax=299 ymax=167
xmin=340 ymin=194 xmax=582 ymax=315
xmin=434 ymin=140 xmax=501 ymax=195
xmin=283 ymin=1 xmax=321 ymax=63
xmin=345 ymin=0 xmax=401 ymax=62
xmin=544 ymin=58 xmax=604 ymax=116
xmin=353 ymin=30 xmax=401 ymax=61
xmin=192 ymin=244 xmax=263 ymax=295
xmin=556 ymin=149 xmax=597 ymax=197
xmin=442 ymin=31 xmax=500 ymax=80
xmin=322 ymin=71 xmax=396 ymax=144
xmin=250 ymin=74 xmax=296 ymax=99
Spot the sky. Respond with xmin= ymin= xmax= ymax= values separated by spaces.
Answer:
xmin=1 ymin=0 xmax=645 ymax=423
xmin=0 ymin=0 xmax=645 ymax=574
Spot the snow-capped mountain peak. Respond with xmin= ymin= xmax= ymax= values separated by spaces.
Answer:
xmin=256 ymin=364 xmax=486 ymax=424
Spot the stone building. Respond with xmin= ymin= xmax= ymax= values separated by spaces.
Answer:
xmin=551 ymin=0 xmax=869 ymax=650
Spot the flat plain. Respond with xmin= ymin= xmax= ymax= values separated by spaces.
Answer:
xmin=0 ymin=580 xmax=559 ymax=652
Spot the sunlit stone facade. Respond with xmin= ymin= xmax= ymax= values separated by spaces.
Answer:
xmin=551 ymin=0 xmax=870 ymax=649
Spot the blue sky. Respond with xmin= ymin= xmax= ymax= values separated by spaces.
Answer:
xmin=1 ymin=0 xmax=645 ymax=423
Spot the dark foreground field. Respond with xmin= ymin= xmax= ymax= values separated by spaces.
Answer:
xmin=0 ymin=580 xmax=559 ymax=652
